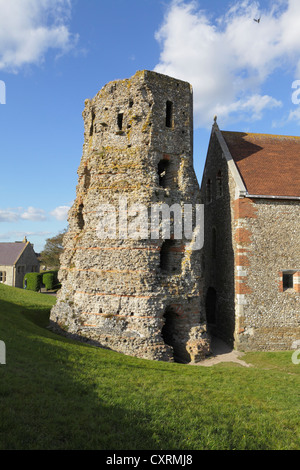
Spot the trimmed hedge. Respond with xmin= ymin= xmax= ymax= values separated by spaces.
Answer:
xmin=23 ymin=273 xmax=42 ymax=292
xmin=23 ymin=270 xmax=58 ymax=292
xmin=42 ymin=271 xmax=58 ymax=290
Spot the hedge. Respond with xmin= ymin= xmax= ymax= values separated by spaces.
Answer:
xmin=42 ymin=271 xmax=58 ymax=290
xmin=23 ymin=273 xmax=43 ymax=292
xmin=23 ymin=270 xmax=59 ymax=292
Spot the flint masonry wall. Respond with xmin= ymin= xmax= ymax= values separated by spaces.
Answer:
xmin=233 ymin=197 xmax=300 ymax=351
xmin=50 ymin=70 xmax=210 ymax=363
xmin=202 ymin=129 xmax=300 ymax=351
xmin=202 ymin=131 xmax=235 ymax=346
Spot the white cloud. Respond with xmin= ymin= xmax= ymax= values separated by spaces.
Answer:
xmin=21 ymin=207 xmax=47 ymax=221
xmin=0 ymin=205 xmax=70 ymax=223
xmin=0 ymin=0 xmax=78 ymax=72
xmin=154 ymin=0 xmax=300 ymax=127
xmin=0 ymin=210 xmax=19 ymax=222
xmin=287 ymin=106 xmax=300 ymax=124
xmin=0 ymin=231 xmax=51 ymax=241
xmin=50 ymin=205 xmax=70 ymax=221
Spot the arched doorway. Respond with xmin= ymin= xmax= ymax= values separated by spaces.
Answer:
xmin=161 ymin=306 xmax=187 ymax=362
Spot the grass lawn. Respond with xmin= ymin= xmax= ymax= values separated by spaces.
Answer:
xmin=0 ymin=283 xmax=299 ymax=450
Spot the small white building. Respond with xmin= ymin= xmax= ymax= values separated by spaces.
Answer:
xmin=0 ymin=238 xmax=40 ymax=288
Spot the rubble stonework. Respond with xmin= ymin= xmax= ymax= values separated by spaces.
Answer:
xmin=202 ymin=124 xmax=300 ymax=351
xmin=50 ymin=70 xmax=210 ymax=362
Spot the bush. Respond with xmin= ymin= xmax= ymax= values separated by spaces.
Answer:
xmin=42 ymin=271 xmax=58 ymax=290
xmin=23 ymin=273 xmax=43 ymax=292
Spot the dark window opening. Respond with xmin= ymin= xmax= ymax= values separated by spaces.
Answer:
xmin=117 ymin=113 xmax=123 ymax=130
xmin=0 ymin=271 xmax=6 ymax=283
xmin=283 ymin=273 xmax=294 ymax=290
xmin=161 ymin=306 xmax=187 ymax=362
xmin=161 ymin=308 xmax=176 ymax=348
xmin=89 ymin=109 xmax=95 ymax=136
xmin=158 ymin=159 xmax=169 ymax=188
xmin=206 ymin=287 xmax=217 ymax=324
xmin=166 ymin=101 xmax=173 ymax=128
xmin=77 ymin=204 xmax=85 ymax=230
xmin=206 ymin=179 xmax=212 ymax=203
xmin=83 ymin=167 xmax=91 ymax=190
xmin=129 ymin=100 xmax=134 ymax=108
xmin=216 ymin=170 xmax=223 ymax=198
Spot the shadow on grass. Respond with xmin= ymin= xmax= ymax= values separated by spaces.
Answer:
xmin=0 ymin=298 xmax=159 ymax=450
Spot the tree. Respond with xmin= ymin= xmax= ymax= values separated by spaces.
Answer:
xmin=39 ymin=229 xmax=67 ymax=269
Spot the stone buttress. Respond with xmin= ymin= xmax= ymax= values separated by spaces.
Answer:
xmin=50 ymin=70 xmax=210 ymax=362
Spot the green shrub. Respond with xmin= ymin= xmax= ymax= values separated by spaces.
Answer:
xmin=23 ymin=273 xmax=43 ymax=292
xmin=42 ymin=271 xmax=58 ymax=290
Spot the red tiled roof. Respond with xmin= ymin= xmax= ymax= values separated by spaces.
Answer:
xmin=221 ymin=131 xmax=300 ymax=197
xmin=0 ymin=243 xmax=26 ymax=266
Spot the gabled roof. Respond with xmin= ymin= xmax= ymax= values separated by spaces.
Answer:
xmin=221 ymin=130 xmax=300 ymax=198
xmin=0 ymin=243 xmax=27 ymax=266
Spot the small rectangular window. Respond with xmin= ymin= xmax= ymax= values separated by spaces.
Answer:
xmin=283 ymin=273 xmax=294 ymax=290
xmin=166 ymin=101 xmax=173 ymax=128
xmin=0 ymin=271 xmax=6 ymax=283
xmin=117 ymin=113 xmax=123 ymax=131
xmin=158 ymin=160 xmax=169 ymax=188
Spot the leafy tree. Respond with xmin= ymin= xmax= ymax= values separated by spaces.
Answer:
xmin=39 ymin=229 xmax=67 ymax=269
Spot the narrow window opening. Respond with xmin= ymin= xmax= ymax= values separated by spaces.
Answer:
xmin=206 ymin=179 xmax=212 ymax=203
xmin=216 ymin=170 xmax=223 ymax=198
xmin=129 ymin=100 xmax=134 ymax=108
xmin=89 ymin=109 xmax=95 ymax=136
xmin=158 ymin=160 xmax=169 ymax=188
xmin=283 ymin=273 xmax=294 ymax=290
xmin=166 ymin=101 xmax=173 ymax=128
xmin=83 ymin=167 xmax=91 ymax=190
xmin=0 ymin=271 xmax=6 ymax=283
xmin=117 ymin=113 xmax=123 ymax=131
xmin=77 ymin=204 xmax=85 ymax=230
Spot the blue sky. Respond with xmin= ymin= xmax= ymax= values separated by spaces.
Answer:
xmin=0 ymin=0 xmax=300 ymax=252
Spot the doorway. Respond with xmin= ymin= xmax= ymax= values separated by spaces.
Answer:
xmin=205 ymin=287 xmax=217 ymax=325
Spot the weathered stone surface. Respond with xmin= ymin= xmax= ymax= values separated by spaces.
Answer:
xmin=202 ymin=124 xmax=300 ymax=351
xmin=50 ymin=70 xmax=210 ymax=362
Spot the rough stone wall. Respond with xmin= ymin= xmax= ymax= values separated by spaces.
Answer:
xmin=202 ymin=127 xmax=300 ymax=351
xmin=233 ymin=198 xmax=300 ymax=351
xmin=201 ymin=131 xmax=235 ymax=345
xmin=50 ymin=70 xmax=210 ymax=363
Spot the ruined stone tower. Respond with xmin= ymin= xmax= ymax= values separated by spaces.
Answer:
xmin=50 ymin=70 xmax=210 ymax=362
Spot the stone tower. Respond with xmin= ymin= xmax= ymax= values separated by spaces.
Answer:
xmin=50 ymin=70 xmax=210 ymax=362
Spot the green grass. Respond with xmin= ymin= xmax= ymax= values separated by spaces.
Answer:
xmin=0 ymin=283 xmax=299 ymax=450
